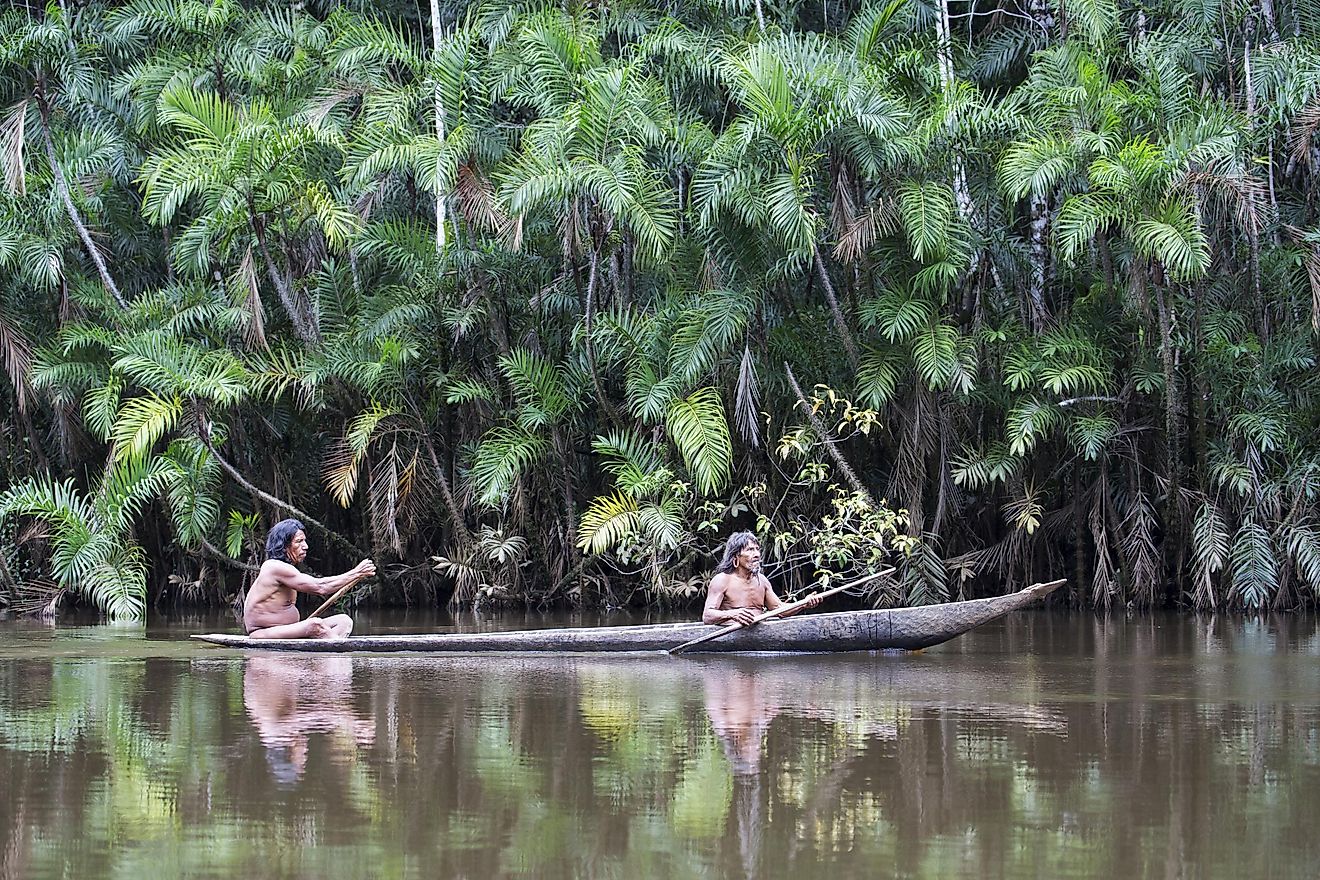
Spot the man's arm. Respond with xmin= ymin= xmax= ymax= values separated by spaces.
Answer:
xmin=702 ymin=574 xmax=758 ymax=626
xmin=273 ymin=559 xmax=376 ymax=597
xmin=762 ymin=578 xmax=822 ymax=617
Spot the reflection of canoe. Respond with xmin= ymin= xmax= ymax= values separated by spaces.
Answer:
xmin=192 ymin=579 xmax=1063 ymax=653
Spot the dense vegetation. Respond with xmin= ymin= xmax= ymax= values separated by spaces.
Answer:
xmin=0 ymin=0 xmax=1317 ymax=618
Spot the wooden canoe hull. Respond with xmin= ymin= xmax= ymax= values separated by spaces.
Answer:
xmin=192 ymin=579 xmax=1064 ymax=654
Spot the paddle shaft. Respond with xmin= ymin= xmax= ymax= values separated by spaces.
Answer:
xmin=308 ymin=580 xmax=357 ymax=619
xmin=669 ymin=568 xmax=893 ymax=654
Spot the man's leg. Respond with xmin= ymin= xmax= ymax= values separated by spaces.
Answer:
xmin=321 ymin=614 xmax=353 ymax=639
xmin=246 ymin=618 xmax=327 ymax=640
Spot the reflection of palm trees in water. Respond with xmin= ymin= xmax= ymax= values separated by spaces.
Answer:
xmin=701 ymin=663 xmax=779 ymax=880
xmin=242 ymin=655 xmax=375 ymax=787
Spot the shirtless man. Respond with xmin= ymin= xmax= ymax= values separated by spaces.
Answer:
xmin=702 ymin=531 xmax=821 ymax=626
xmin=242 ymin=518 xmax=376 ymax=639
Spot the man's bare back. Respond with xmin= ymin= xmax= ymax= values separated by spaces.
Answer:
xmin=243 ymin=524 xmax=375 ymax=640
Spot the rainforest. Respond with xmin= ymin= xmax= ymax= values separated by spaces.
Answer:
xmin=0 ymin=0 xmax=1317 ymax=618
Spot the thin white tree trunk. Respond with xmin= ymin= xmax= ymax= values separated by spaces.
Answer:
xmin=429 ymin=0 xmax=448 ymax=257
xmin=934 ymin=0 xmax=974 ymax=222
xmin=252 ymin=219 xmax=317 ymax=344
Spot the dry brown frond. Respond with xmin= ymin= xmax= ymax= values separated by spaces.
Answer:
xmin=1304 ymin=246 xmax=1320 ymax=334
xmin=0 ymin=100 xmax=28 ymax=197
xmin=834 ymin=198 xmax=898 ymax=264
xmin=1181 ymin=168 xmax=1268 ymax=232
xmin=834 ymin=205 xmax=876 ymax=263
xmin=8 ymin=580 xmax=60 ymax=617
xmin=322 ymin=439 xmax=360 ymax=507
xmin=354 ymin=186 xmax=379 ymax=220
xmin=830 ymin=169 xmax=857 ymax=237
xmin=1119 ymin=490 xmax=1160 ymax=605
xmin=368 ymin=441 xmax=404 ymax=555
xmin=16 ymin=519 xmax=48 ymax=545
xmin=238 ymin=247 xmax=268 ymax=350
xmin=454 ymin=161 xmax=510 ymax=234
xmin=0 ymin=312 xmax=32 ymax=412
xmin=307 ymin=87 xmax=361 ymax=128
xmin=702 ymin=255 xmax=723 ymax=290
xmin=1089 ymin=475 xmax=1117 ymax=608
xmin=1288 ymin=99 xmax=1320 ymax=166
xmin=559 ymin=201 xmax=582 ymax=260
xmin=502 ymin=212 xmax=524 ymax=251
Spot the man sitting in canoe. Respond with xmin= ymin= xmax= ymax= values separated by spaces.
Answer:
xmin=702 ymin=531 xmax=822 ymax=626
xmin=242 ymin=518 xmax=376 ymax=640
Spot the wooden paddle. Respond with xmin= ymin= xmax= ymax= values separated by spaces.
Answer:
xmin=308 ymin=579 xmax=360 ymax=619
xmin=668 ymin=567 xmax=894 ymax=654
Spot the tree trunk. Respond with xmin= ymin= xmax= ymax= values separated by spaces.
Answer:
xmin=934 ymin=0 xmax=975 ymax=223
xmin=784 ymin=362 xmax=872 ymax=501
xmin=811 ymin=244 xmax=861 ymax=371
xmin=1151 ymin=274 xmax=1182 ymax=550
xmin=1027 ymin=193 xmax=1050 ymax=330
xmin=421 ymin=432 xmax=471 ymax=546
xmin=1190 ymin=280 xmax=1208 ymax=480
xmin=429 ymin=0 xmax=449 ymax=257
xmin=1259 ymin=0 xmax=1281 ymax=42
xmin=35 ymin=79 xmax=128 ymax=310
xmin=555 ymin=430 xmax=580 ymax=574
xmin=253 ymin=218 xmax=319 ymax=344
xmin=200 ymin=432 xmax=370 ymax=560
xmin=584 ymin=244 xmax=623 ymax=426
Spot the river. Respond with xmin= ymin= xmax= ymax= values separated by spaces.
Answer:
xmin=2 ymin=611 xmax=1318 ymax=879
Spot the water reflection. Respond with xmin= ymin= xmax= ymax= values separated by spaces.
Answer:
xmin=242 ymin=656 xmax=375 ymax=787
xmin=3 ymin=614 xmax=1320 ymax=879
xmin=703 ymin=662 xmax=777 ymax=776
xmin=701 ymin=662 xmax=775 ymax=880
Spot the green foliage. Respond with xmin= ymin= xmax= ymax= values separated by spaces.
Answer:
xmin=0 ymin=471 xmax=160 ymax=620
xmin=471 ymin=425 xmax=548 ymax=509
xmin=1 ymin=0 xmax=1317 ymax=616
xmin=664 ymin=387 xmax=732 ymax=496
xmin=1230 ymin=521 xmax=1277 ymax=611
xmin=805 ymin=489 xmax=917 ymax=581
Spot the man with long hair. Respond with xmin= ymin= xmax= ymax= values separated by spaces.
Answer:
xmin=242 ymin=518 xmax=376 ymax=639
xmin=702 ymin=531 xmax=820 ymax=626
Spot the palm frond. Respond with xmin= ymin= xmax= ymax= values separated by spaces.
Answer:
xmin=577 ymin=490 xmax=642 ymax=554
xmin=665 ymin=386 xmax=731 ymax=496
xmin=470 ymin=424 xmax=548 ymax=508
xmin=110 ymin=393 xmax=182 ymax=462
xmin=1230 ymin=520 xmax=1277 ymax=610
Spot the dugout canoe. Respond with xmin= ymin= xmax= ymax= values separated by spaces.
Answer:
xmin=191 ymin=578 xmax=1064 ymax=654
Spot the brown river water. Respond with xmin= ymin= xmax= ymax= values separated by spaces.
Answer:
xmin=2 ymin=610 xmax=1319 ymax=879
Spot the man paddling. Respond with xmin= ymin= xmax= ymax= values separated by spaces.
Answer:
xmin=242 ymin=518 xmax=375 ymax=640
xmin=702 ymin=531 xmax=821 ymax=626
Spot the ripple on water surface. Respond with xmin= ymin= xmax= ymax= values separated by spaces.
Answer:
xmin=2 ymin=611 xmax=1320 ymax=880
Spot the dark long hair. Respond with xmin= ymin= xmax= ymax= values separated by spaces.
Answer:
xmin=265 ymin=518 xmax=305 ymax=562
xmin=716 ymin=531 xmax=759 ymax=575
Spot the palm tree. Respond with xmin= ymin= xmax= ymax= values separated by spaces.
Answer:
xmin=0 ymin=5 xmax=134 ymax=308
